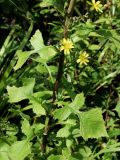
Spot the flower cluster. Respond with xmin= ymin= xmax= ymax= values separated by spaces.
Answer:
xmin=60 ymin=38 xmax=90 ymax=66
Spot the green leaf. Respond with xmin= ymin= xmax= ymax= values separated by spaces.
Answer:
xmin=0 ymin=140 xmax=9 ymax=160
xmin=21 ymin=118 xmax=32 ymax=138
xmin=93 ymin=143 xmax=120 ymax=158
xmin=40 ymin=0 xmax=54 ymax=7
xmin=8 ymin=140 xmax=31 ymax=160
xmin=30 ymin=29 xmax=44 ymax=50
xmin=32 ymin=103 xmax=46 ymax=115
xmin=97 ymin=29 xmax=112 ymax=38
xmin=88 ymin=45 xmax=100 ymax=50
xmin=79 ymin=108 xmax=108 ymax=140
xmin=32 ymin=123 xmax=44 ymax=134
xmin=37 ymin=46 xmax=57 ymax=61
xmin=66 ymin=139 xmax=73 ymax=149
xmin=70 ymin=93 xmax=85 ymax=110
xmin=78 ymin=145 xmax=92 ymax=159
xmin=48 ymin=155 xmax=63 ymax=160
xmin=7 ymin=78 xmax=35 ymax=103
xmin=115 ymin=99 xmax=120 ymax=117
xmin=57 ymin=126 xmax=70 ymax=137
xmin=14 ymin=50 xmax=32 ymax=71
xmin=30 ymin=97 xmax=46 ymax=115
xmin=54 ymin=106 xmax=72 ymax=121
xmin=39 ymin=0 xmax=65 ymax=15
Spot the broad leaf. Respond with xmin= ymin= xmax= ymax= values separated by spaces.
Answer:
xmin=54 ymin=106 xmax=71 ymax=121
xmin=37 ymin=46 xmax=57 ymax=62
xmin=79 ymin=108 xmax=108 ymax=140
xmin=7 ymin=78 xmax=35 ymax=103
xmin=14 ymin=50 xmax=32 ymax=71
xmin=8 ymin=140 xmax=31 ymax=160
xmin=21 ymin=118 xmax=32 ymax=138
xmin=70 ymin=93 xmax=85 ymax=110
xmin=30 ymin=97 xmax=46 ymax=115
xmin=57 ymin=126 xmax=70 ymax=137
xmin=30 ymin=29 xmax=44 ymax=50
xmin=0 ymin=140 xmax=9 ymax=160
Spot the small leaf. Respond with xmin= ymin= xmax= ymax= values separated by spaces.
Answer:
xmin=88 ymin=45 xmax=99 ymax=50
xmin=66 ymin=139 xmax=73 ymax=149
xmin=21 ymin=118 xmax=32 ymax=137
xmin=79 ymin=108 xmax=108 ymax=140
xmin=8 ymin=140 xmax=31 ymax=160
xmin=30 ymin=97 xmax=46 ymax=115
xmin=7 ymin=78 xmax=35 ymax=103
xmin=30 ymin=29 xmax=44 ymax=50
xmin=14 ymin=50 xmax=32 ymax=71
xmin=78 ymin=145 xmax=92 ymax=159
xmin=32 ymin=123 xmax=44 ymax=134
xmin=57 ymin=126 xmax=70 ymax=137
xmin=32 ymin=103 xmax=46 ymax=115
xmin=115 ymin=99 xmax=120 ymax=117
xmin=70 ymin=93 xmax=85 ymax=110
xmin=54 ymin=106 xmax=71 ymax=121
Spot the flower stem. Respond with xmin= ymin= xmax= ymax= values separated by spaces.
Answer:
xmin=53 ymin=0 xmax=76 ymax=102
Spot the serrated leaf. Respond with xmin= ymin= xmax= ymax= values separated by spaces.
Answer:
xmin=7 ymin=78 xmax=35 ymax=103
xmin=70 ymin=93 xmax=85 ymax=110
xmin=57 ymin=126 xmax=70 ymax=137
xmin=79 ymin=108 xmax=108 ymax=140
xmin=14 ymin=50 xmax=32 ymax=70
xmin=30 ymin=97 xmax=46 ymax=115
xmin=54 ymin=106 xmax=72 ymax=121
xmin=32 ymin=103 xmax=46 ymax=115
xmin=21 ymin=118 xmax=31 ymax=137
xmin=32 ymin=123 xmax=44 ymax=134
xmin=8 ymin=140 xmax=31 ymax=160
xmin=30 ymin=29 xmax=44 ymax=50
xmin=0 ymin=140 xmax=9 ymax=160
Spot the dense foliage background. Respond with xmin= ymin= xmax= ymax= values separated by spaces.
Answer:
xmin=0 ymin=0 xmax=120 ymax=159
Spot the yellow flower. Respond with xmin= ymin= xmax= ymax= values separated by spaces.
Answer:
xmin=77 ymin=51 xmax=89 ymax=65
xmin=89 ymin=0 xmax=102 ymax=12
xmin=60 ymin=38 xmax=74 ymax=55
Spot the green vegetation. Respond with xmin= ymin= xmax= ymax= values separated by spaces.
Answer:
xmin=0 ymin=0 xmax=120 ymax=159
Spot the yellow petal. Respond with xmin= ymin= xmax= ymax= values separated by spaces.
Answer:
xmin=92 ymin=0 xmax=95 ymax=4
xmin=60 ymin=46 xmax=64 ymax=51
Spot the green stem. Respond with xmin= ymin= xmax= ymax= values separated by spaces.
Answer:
xmin=41 ymin=117 xmax=49 ymax=153
xmin=0 ymin=28 xmax=15 ymax=57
